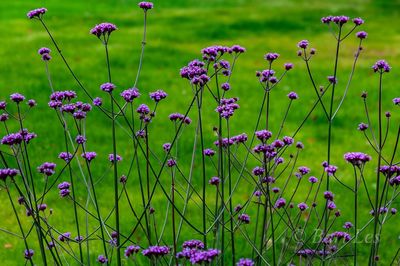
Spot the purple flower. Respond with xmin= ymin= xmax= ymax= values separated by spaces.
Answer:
xmin=332 ymin=15 xmax=350 ymax=25
xmin=108 ymin=154 xmax=122 ymax=162
xmin=93 ymin=97 xmax=103 ymax=106
xmin=238 ymin=213 xmax=250 ymax=224
xmin=81 ymin=152 xmax=97 ymax=162
xmin=10 ymin=93 xmax=25 ymax=103
xmin=0 ymin=101 xmax=6 ymax=110
xmin=90 ymin=23 xmax=117 ymax=38
xmin=324 ymin=165 xmax=338 ymax=176
xmin=203 ymin=148 xmax=216 ymax=157
xmin=234 ymin=204 xmax=243 ymax=212
xmin=393 ymin=98 xmax=400 ymax=105
xmin=37 ymin=162 xmax=56 ymax=176
xmin=372 ymin=60 xmax=391 ymax=73
xmin=284 ymin=63 xmax=294 ymax=71
xmin=167 ymin=159 xmax=176 ymax=167
xmin=216 ymin=97 xmax=240 ymax=119
xmin=327 ymin=201 xmax=337 ymax=210
xmin=58 ymin=152 xmax=73 ymax=162
xmin=38 ymin=47 xmax=50 ymax=55
xmin=297 ymin=40 xmax=309 ymax=49
xmin=237 ymin=258 xmax=255 ymax=266
xmin=353 ymin=17 xmax=364 ymax=26
xmin=230 ymin=45 xmax=246 ymax=54
xmin=136 ymin=104 xmax=150 ymax=114
xmin=209 ymin=176 xmax=220 ymax=186
xmin=344 ymin=152 xmax=371 ymax=166
xmin=255 ymin=130 xmax=272 ymax=141
xmin=75 ymin=135 xmax=86 ymax=144
xmin=0 ymin=113 xmax=9 ymax=122
xmin=97 ymin=255 xmax=108 ymax=264
xmin=180 ymin=59 xmax=209 ymax=85
xmin=24 ymin=249 xmax=34 ymax=260
xmin=124 ymin=245 xmax=140 ymax=258
xmin=343 ymin=222 xmax=353 ymax=229
xmin=356 ymin=31 xmax=368 ymax=39
xmin=182 ymin=240 xmax=204 ymax=249
xmin=120 ymin=175 xmax=127 ymax=184
xmin=163 ymin=143 xmax=171 ymax=152
xmin=327 ymin=76 xmax=337 ymax=84
xmin=287 ymin=92 xmax=298 ymax=100
xmin=27 ymin=8 xmax=47 ymax=19
xmin=298 ymin=166 xmax=310 ymax=176
xmin=391 ymin=208 xmax=397 ymax=214
xmin=324 ymin=191 xmax=334 ymax=201
xmin=252 ymin=166 xmax=265 ymax=176
xmin=149 ymin=89 xmax=167 ymax=102
xmin=27 ymin=99 xmax=37 ymax=107
xmin=42 ymin=53 xmax=51 ymax=61
xmin=296 ymin=141 xmax=304 ymax=149
xmin=189 ymin=249 xmax=220 ymax=264
xmin=142 ymin=246 xmax=170 ymax=258
xmin=138 ymin=2 xmax=154 ymax=10
xmin=221 ymin=82 xmax=231 ymax=91
xmin=58 ymin=232 xmax=71 ymax=242
xmin=118 ymin=88 xmax=140 ymax=103
xmin=264 ymin=52 xmax=279 ymax=62
xmin=358 ymin=122 xmax=368 ymax=131
xmin=309 ymin=176 xmax=318 ymax=183
xmin=100 ymin=82 xmax=116 ymax=93
xmin=0 ymin=168 xmax=19 ymax=181
xmin=275 ymin=198 xmax=286 ymax=209
xmin=298 ymin=203 xmax=308 ymax=211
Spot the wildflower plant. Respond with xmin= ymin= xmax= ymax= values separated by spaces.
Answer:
xmin=0 ymin=4 xmax=398 ymax=266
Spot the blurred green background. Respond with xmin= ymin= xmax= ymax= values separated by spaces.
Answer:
xmin=0 ymin=0 xmax=400 ymax=265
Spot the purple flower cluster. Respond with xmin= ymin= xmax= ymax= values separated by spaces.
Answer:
xmin=393 ymin=98 xmax=400 ymax=105
xmin=324 ymin=164 xmax=338 ymax=176
xmin=275 ymin=198 xmax=286 ymax=209
xmin=182 ymin=239 xmax=205 ymax=249
xmin=297 ymin=40 xmax=309 ymax=49
xmin=58 ymin=152 xmax=73 ymax=162
xmin=344 ymin=152 xmax=371 ymax=166
xmin=321 ymin=15 xmax=350 ymax=25
xmin=58 ymin=182 xmax=71 ymax=197
xmin=356 ymin=31 xmax=368 ymax=39
xmin=97 ymin=255 xmax=108 ymax=264
xmin=0 ymin=168 xmax=19 ymax=181
xmin=169 ymin=113 xmax=192 ymax=124
xmin=100 ymin=82 xmax=116 ymax=93
xmin=203 ymin=148 xmax=216 ymax=157
xmin=237 ymin=258 xmax=255 ymax=266
xmin=138 ymin=1 xmax=154 ymax=10
xmin=10 ymin=93 xmax=25 ymax=103
xmin=93 ymin=97 xmax=103 ymax=106
xmin=180 ymin=60 xmax=209 ymax=85
xmin=24 ymin=249 xmax=34 ymax=260
xmin=287 ymin=91 xmax=298 ymax=100
xmin=142 ymin=245 xmax=170 ymax=258
xmin=124 ymin=245 xmax=140 ymax=258
xmin=298 ymin=202 xmax=308 ymax=211
xmin=37 ymin=162 xmax=56 ymax=176
xmin=120 ymin=88 xmax=140 ymax=103
xmin=209 ymin=176 xmax=220 ymax=186
xmin=38 ymin=47 xmax=51 ymax=61
xmin=27 ymin=8 xmax=47 ymax=19
xmin=264 ymin=52 xmax=280 ymax=62
xmin=1 ymin=129 xmax=37 ymax=145
xmin=149 ymin=89 xmax=167 ymax=102
xmin=90 ymin=23 xmax=117 ymax=37
xmin=188 ymin=249 xmax=220 ymax=264
xmin=238 ymin=213 xmax=250 ymax=224
xmin=58 ymin=232 xmax=71 ymax=242
xmin=372 ymin=60 xmax=391 ymax=73
xmin=255 ymin=130 xmax=272 ymax=141
xmin=81 ymin=152 xmax=97 ymax=162
xmin=108 ymin=154 xmax=122 ymax=162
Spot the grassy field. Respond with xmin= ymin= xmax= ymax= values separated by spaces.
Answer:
xmin=0 ymin=0 xmax=400 ymax=265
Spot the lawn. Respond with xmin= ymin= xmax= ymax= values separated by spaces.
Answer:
xmin=0 ymin=0 xmax=399 ymax=265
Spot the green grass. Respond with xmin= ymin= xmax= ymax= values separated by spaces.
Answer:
xmin=0 ymin=0 xmax=400 ymax=265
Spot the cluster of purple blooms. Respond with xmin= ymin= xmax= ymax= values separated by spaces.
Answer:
xmin=169 ymin=112 xmax=192 ymax=124
xmin=57 ymin=182 xmax=71 ymax=198
xmin=138 ymin=1 xmax=153 ymax=10
xmin=37 ymin=162 xmax=56 ymax=176
xmin=176 ymin=240 xmax=220 ymax=265
xmin=238 ymin=213 xmax=250 ymax=224
xmin=58 ymin=152 xmax=73 ymax=162
xmin=108 ymin=154 xmax=122 ymax=162
xmin=344 ymin=152 xmax=371 ymax=166
xmin=81 ymin=152 xmax=97 ymax=162
xmin=149 ymin=89 xmax=167 ymax=102
xmin=58 ymin=232 xmax=71 ymax=242
xmin=90 ymin=23 xmax=117 ymax=38
xmin=38 ymin=47 xmax=51 ymax=61
xmin=27 ymin=8 xmax=47 ymax=19
xmin=216 ymin=97 xmax=240 ymax=119
xmin=180 ymin=59 xmax=210 ymax=86
xmin=0 ymin=168 xmax=19 ymax=181
xmin=213 ymin=133 xmax=248 ymax=148
xmin=142 ymin=245 xmax=170 ymax=258
xmin=372 ymin=59 xmax=391 ymax=73
xmin=1 ymin=129 xmax=37 ymax=146
xmin=124 ymin=245 xmax=140 ymax=258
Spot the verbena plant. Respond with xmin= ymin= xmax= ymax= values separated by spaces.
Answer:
xmin=0 ymin=2 xmax=399 ymax=265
